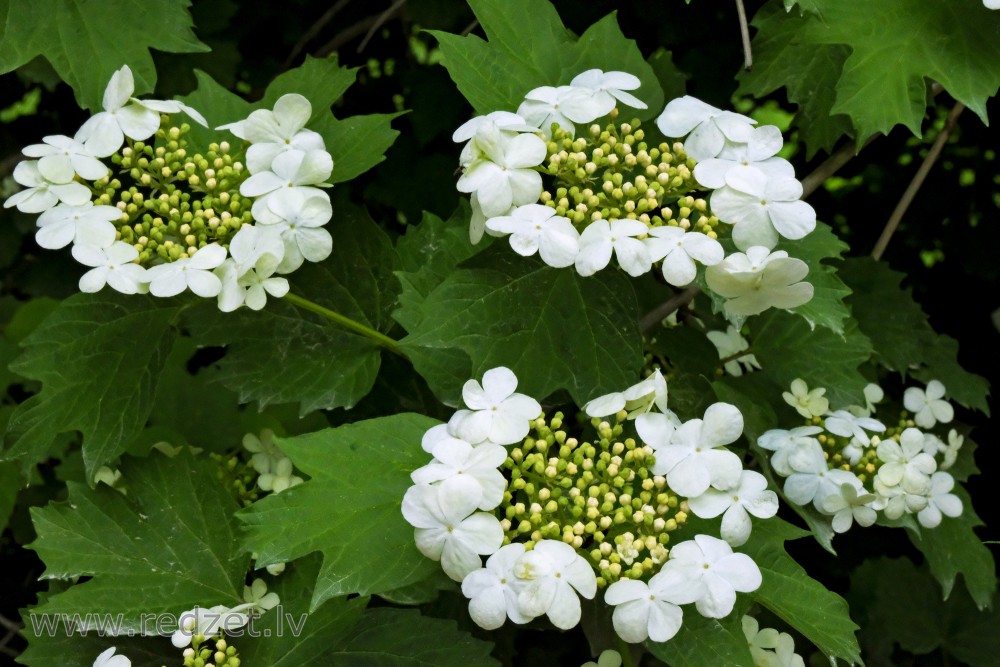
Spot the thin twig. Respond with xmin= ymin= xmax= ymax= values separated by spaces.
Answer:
xmin=460 ymin=19 xmax=479 ymax=36
xmin=735 ymin=0 xmax=753 ymax=71
xmin=640 ymin=287 xmax=700 ymax=333
xmin=0 ymin=614 xmax=22 ymax=633
xmin=316 ymin=16 xmax=379 ymax=57
xmin=871 ymin=101 xmax=964 ymax=261
xmin=0 ymin=644 xmax=18 ymax=658
xmin=719 ymin=347 xmax=753 ymax=366
xmin=282 ymin=0 xmax=353 ymax=70
xmin=357 ymin=0 xmax=407 ymax=53
xmin=800 ymin=135 xmax=878 ymax=198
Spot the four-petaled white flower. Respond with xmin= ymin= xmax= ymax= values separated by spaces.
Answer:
xmin=4 ymin=159 xmax=91 ymax=213
xmin=656 ymin=96 xmax=756 ymax=161
xmin=257 ymin=456 xmax=303 ymax=494
xmin=941 ymin=429 xmax=964 ymax=471
xmin=757 ymin=426 xmax=823 ymax=476
xmin=461 ymin=543 xmax=531 ymax=629
xmin=660 ymin=534 xmax=762 ymax=618
xmin=242 ymin=149 xmax=333 ymax=222
xmin=692 ymin=125 xmax=793 ymax=189
xmin=23 ymin=134 xmax=110 ymax=181
xmin=875 ymin=428 xmax=936 ymax=492
xmin=643 ymin=226 xmax=724 ymax=286
xmin=687 ymin=470 xmax=779 ymax=546
xmin=742 ymin=616 xmax=805 ymax=667
xmin=145 ymin=243 xmax=228 ymax=297
xmin=782 ymin=379 xmax=829 ymax=419
xmin=576 ymin=219 xmax=652 ymax=277
xmin=824 ymin=410 xmax=885 ymax=446
xmin=517 ymin=86 xmax=611 ymax=137
xmin=706 ymin=326 xmax=761 ymax=377
xmin=584 ymin=368 xmax=669 ymax=418
xmin=903 ymin=380 xmax=954 ymax=429
xmin=705 ymin=247 xmax=813 ymax=317
xmin=710 ymin=168 xmax=816 ymax=250
xmin=449 ymin=367 xmax=542 ymax=445
xmin=782 ymin=440 xmax=857 ymax=509
xmin=457 ymin=126 xmax=546 ymax=218
xmin=217 ymin=257 xmax=290 ymax=312
xmin=646 ymin=402 xmax=745 ymax=497
xmin=452 ymin=111 xmax=538 ymax=143
xmin=917 ymin=471 xmax=963 ymax=528
xmin=257 ymin=188 xmax=334 ymax=273
xmin=171 ymin=604 xmax=250 ymax=648
xmin=411 ymin=436 xmax=508 ymax=510
xmin=35 ymin=202 xmax=121 ymax=250
xmin=570 ymin=70 xmax=648 ymax=111
xmin=821 ymin=479 xmax=877 ymax=533
xmin=243 ymin=429 xmax=285 ymax=476
xmin=848 ymin=382 xmax=885 ymax=418
xmin=72 ymin=242 xmax=149 ymax=295
xmin=485 ymin=204 xmax=581 ymax=268
xmin=604 ymin=569 xmax=702 ymax=643
xmin=77 ymin=65 xmax=207 ymax=158
xmin=243 ymin=578 xmax=281 ymax=614
xmin=93 ymin=646 xmax=131 ymax=667
xmin=512 ymin=539 xmax=597 ymax=630
xmin=219 ymin=93 xmax=326 ymax=173
xmin=401 ymin=479 xmax=504 ymax=581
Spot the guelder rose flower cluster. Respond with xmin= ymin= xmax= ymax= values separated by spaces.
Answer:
xmin=403 ymin=366 xmax=771 ymax=645
xmin=4 ymin=65 xmax=336 ymax=313
xmin=761 ymin=378 xmax=964 ymax=533
xmin=451 ymin=72 xmax=815 ymax=320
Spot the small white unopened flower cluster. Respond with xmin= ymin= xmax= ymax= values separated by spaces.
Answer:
xmin=4 ymin=65 xmax=334 ymax=313
xmin=452 ymin=75 xmax=815 ymax=320
xmin=171 ymin=579 xmax=279 ymax=648
xmin=403 ymin=367 xmax=769 ymax=645
xmin=743 ymin=615 xmax=806 ymax=667
xmin=243 ymin=429 xmax=304 ymax=494
xmin=761 ymin=378 xmax=964 ymax=533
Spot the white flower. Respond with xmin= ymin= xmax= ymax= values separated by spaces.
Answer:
xmin=171 ymin=604 xmax=250 ymax=648
xmin=4 ymin=160 xmax=91 ymax=213
xmin=36 ymin=202 xmax=121 ymax=250
xmin=517 ymin=85 xmax=611 ymax=137
xmin=257 ymin=188 xmax=334 ymax=273
xmin=823 ymin=410 xmax=885 ymax=446
xmin=421 ymin=424 xmax=452 ymax=453
xmin=917 ymin=471 xmax=963 ymax=528
xmin=243 ymin=579 xmax=280 ymax=614
xmin=643 ymin=226 xmax=724 ymax=286
xmin=757 ymin=426 xmax=822 ymax=476
xmin=687 ymin=470 xmax=779 ymax=546
xmin=145 ymin=243 xmax=228 ymax=298
xmin=241 ymin=149 xmax=333 ymax=221
xmin=23 ymin=134 xmax=109 ymax=181
xmin=243 ymin=429 xmax=285 ymax=475
xmin=903 ymin=380 xmax=954 ymax=429
xmin=661 ymin=534 xmax=762 ymax=618
xmin=820 ymin=479 xmax=877 ymax=533
xmin=217 ymin=257 xmax=290 ymax=312
xmin=783 ymin=440 xmax=857 ymax=508
xmin=485 ymin=204 xmax=581 ymax=268
xmin=93 ymin=647 xmax=130 ymax=667
xmin=876 ymin=429 xmax=936 ymax=494
xmin=570 ymin=70 xmax=648 ymax=111
xmin=512 ymin=539 xmax=597 ymax=629
xmin=584 ymin=369 xmax=669 ymax=418
xmin=449 ymin=367 xmax=541 ymax=445
xmin=411 ymin=437 xmax=508 ymax=510
xmin=706 ymin=326 xmax=761 ymax=377
xmin=693 ymin=125 xmax=793 ymax=188
xmin=228 ymin=223 xmax=285 ymax=273
xmin=985 ymin=0 xmax=1000 ymax=9
xmin=656 ymin=96 xmax=756 ymax=161
xmin=77 ymin=65 xmax=207 ymax=158
xmin=742 ymin=617 xmax=805 ymax=667
xmin=575 ymin=218 xmax=652 ymax=277
xmin=711 ymin=168 xmax=816 ymax=250
xmin=461 ymin=543 xmax=531 ymax=629
xmin=848 ymin=382 xmax=885 ymax=418
xmin=781 ymin=379 xmax=829 ymax=419
xmin=874 ymin=475 xmax=929 ymax=520
xmin=582 ymin=650 xmax=624 ymax=667
xmin=705 ymin=247 xmax=813 ymax=317
xmin=257 ymin=456 xmax=304 ymax=493
xmin=219 ymin=93 xmax=326 ymax=173
xmin=452 ymin=111 xmax=538 ymax=143
xmin=604 ymin=569 xmax=702 ymax=643
xmin=401 ymin=479 xmax=504 ymax=581
xmin=72 ymin=242 xmax=149 ymax=295
xmin=647 ymin=403 xmax=745 ymax=497
xmin=941 ymin=429 xmax=964 ymax=471
xmin=841 ymin=438 xmax=865 ymax=466
xmin=457 ymin=126 xmax=546 ymax=218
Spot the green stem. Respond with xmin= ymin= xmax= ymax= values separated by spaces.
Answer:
xmin=284 ymin=292 xmax=407 ymax=358
xmin=617 ymin=635 xmax=638 ymax=667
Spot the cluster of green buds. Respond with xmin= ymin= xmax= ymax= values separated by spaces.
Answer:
xmin=811 ymin=412 xmax=914 ymax=485
xmin=177 ymin=637 xmax=241 ymax=667
xmin=538 ymin=109 xmax=718 ymax=236
xmin=500 ymin=411 xmax=690 ymax=587
xmin=210 ymin=452 xmax=262 ymax=507
xmin=93 ymin=116 xmax=253 ymax=266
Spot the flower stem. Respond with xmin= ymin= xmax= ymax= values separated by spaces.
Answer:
xmin=284 ymin=292 xmax=406 ymax=358
xmin=617 ymin=636 xmax=638 ymax=667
